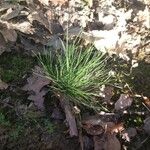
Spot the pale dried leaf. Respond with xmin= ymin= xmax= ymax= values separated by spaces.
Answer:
xmin=0 ymin=5 xmax=24 ymax=21
xmin=38 ymin=0 xmax=49 ymax=6
xmin=12 ymin=21 xmax=34 ymax=34
xmin=27 ymin=11 xmax=51 ymax=33
xmin=115 ymin=94 xmax=133 ymax=111
xmin=49 ymin=0 xmax=67 ymax=5
xmin=0 ymin=79 xmax=8 ymax=90
xmin=0 ymin=20 xmax=34 ymax=34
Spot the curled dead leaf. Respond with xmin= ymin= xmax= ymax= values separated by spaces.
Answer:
xmin=115 ymin=94 xmax=133 ymax=111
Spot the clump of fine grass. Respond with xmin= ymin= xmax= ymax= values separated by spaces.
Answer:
xmin=38 ymin=39 xmax=112 ymax=110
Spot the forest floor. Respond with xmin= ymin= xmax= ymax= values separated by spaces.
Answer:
xmin=0 ymin=0 xmax=150 ymax=149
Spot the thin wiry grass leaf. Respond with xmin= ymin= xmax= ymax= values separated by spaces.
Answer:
xmin=37 ymin=40 xmax=113 ymax=111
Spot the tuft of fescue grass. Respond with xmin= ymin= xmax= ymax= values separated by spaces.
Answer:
xmin=37 ymin=40 xmax=112 ymax=110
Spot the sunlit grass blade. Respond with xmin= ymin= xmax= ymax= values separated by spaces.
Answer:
xmin=37 ymin=40 xmax=113 ymax=111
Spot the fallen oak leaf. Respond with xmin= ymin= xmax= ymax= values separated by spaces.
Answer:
xmin=22 ymin=66 xmax=50 ymax=110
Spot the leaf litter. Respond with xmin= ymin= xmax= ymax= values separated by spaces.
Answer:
xmin=0 ymin=0 xmax=150 ymax=149
xmin=22 ymin=66 xmax=50 ymax=110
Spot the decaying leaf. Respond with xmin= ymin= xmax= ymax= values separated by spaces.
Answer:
xmin=59 ymin=94 xmax=78 ymax=137
xmin=82 ymin=115 xmax=123 ymax=135
xmin=83 ymin=124 xmax=104 ymax=135
xmin=115 ymin=94 xmax=133 ymax=111
xmin=100 ymin=86 xmax=114 ymax=103
xmin=0 ymin=79 xmax=8 ymax=90
xmin=143 ymin=117 xmax=150 ymax=135
xmin=122 ymin=127 xmax=137 ymax=142
xmin=0 ymin=33 xmax=6 ymax=55
xmin=27 ymin=10 xmax=51 ymax=33
xmin=22 ymin=66 xmax=50 ymax=110
xmin=0 ymin=5 xmax=24 ymax=21
xmin=51 ymin=107 xmax=65 ymax=120
xmin=94 ymin=133 xmax=121 ymax=150
xmin=104 ymin=134 xmax=121 ymax=150
xmin=0 ymin=28 xmax=17 ymax=42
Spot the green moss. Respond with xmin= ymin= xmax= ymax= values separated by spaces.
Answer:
xmin=0 ymin=112 xmax=11 ymax=127
xmin=0 ymin=53 xmax=36 ymax=82
xmin=43 ymin=119 xmax=55 ymax=134
xmin=9 ymin=124 xmax=25 ymax=140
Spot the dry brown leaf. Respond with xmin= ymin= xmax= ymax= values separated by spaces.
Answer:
xmin=100 ymin=86 xmax=114 ymax=103
xmin=94 ymin=135 xmax=105 ymax=150
xmin=104 ymin=134 xmax=121 ymax=150
xmin=122 ymin=127 xmax=137 ymax=142
xmin=0 ymin=5 xmax=24 ymax=21
xmin=143 ymin=117 xmax=150 ymax=135
xmin=109 ymin=123 xmax=124 ymax=134
xmin=0 ymin=28 xmax=17 ymax=42
xmin=59 ymin=95 xmax=78 ymax=137
xmin=0 ymin=33 xmax=6 ymax=55
xmin=143 ymin=96 xmax=150 ymax=109
xmin=27 ymin=10 xmax=51 ymax=33
xmin=83 ymin=124 xmax=104 ymax=135
xmin=115 ymin=94 xmax=133 ymax=111
xmin=0 ymin=79 xmax=8 ymax=90
xmin=0 ymin=19 xmax=17 ymax=42
xmin=0 ymin=20 xmax=34 ymax=34
xmin=94 ymin=133 xmax=121 ymax=150
xmin=22 ymin=66 xmax=50 ymax=110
